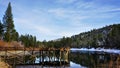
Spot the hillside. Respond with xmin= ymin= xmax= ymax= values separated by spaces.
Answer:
xmin=71 ymin=24 xmax=120 ymax=48
xmin=45 ymin=24 xmax=120 ymax=49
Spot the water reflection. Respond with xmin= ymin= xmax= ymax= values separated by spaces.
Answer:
xmin=16 ymin=50 xmax=120 ymax=68
xmin=16 ymin=50 xmax=70 ymax=68
xmin=70 ymin=50 xmax=120 ymax=68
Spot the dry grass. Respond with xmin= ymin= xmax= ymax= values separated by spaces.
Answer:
xmin=0 ymin=61 xmax=12 ymax=68
xmin=0 ymin=40 xmax=24 ymax=47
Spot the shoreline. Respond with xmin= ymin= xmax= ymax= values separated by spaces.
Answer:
xmin=71 ymin=48 xmax=120 ymax=54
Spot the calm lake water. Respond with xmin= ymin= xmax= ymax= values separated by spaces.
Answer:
xmin=16 ymin=49 xmax=120 ymax=68
xmin=70 ymin=50 xmax=120 ymax=68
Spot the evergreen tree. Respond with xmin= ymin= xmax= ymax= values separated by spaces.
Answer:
xmin=3 ymin=2 xmax=18 ymax=42
xmin=19 ymin=34 xmax=38 ymax=47
xmin=0 ymin=20 xmax=4 ymax=40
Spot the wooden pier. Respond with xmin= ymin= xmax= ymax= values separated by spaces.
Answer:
xmin=0 ymin=47 xmax=70 ymax=67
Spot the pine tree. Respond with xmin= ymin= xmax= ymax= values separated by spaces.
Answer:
xmin=0 ymin=20 xmax=4 ymax=40
xmin=3 ymin=2 xmax=18 ymax=42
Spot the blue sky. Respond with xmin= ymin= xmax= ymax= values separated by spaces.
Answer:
xmin=0 ymin=0 xmax=120 ymax=41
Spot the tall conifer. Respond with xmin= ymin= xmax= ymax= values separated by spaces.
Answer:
xmin=3 ymin=2 xmax=18 ymax=42
xmin=0 ymin=20 xmax=4 ymax=40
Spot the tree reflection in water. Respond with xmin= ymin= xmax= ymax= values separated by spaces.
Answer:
xmin=70 ymin=51 xmax=120 ymax=68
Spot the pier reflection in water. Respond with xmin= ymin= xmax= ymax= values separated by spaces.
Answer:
xmin=15 ymin=49 xmax=70 ymax=68
xmin=25 ymin=50 xmax=69 ymax=65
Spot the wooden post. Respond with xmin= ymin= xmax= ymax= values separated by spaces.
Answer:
xmin=48 ymin=51 xmax=50 ymax=62
xmin=42 ymin=50 xmax=44 ymax=65
xmin=13 ymin=47 xmax=16 ymax=68
xmin=40 ymin=51 xmax=42 ymax=63
xmin=63 ymin=50 xmax=65 ymax=68
xmin=39 ymin=50 xmax=40 ymax=64
xmin=23 ymin=47 xmax=25 ymax=64
xmin=60 ymin=50 xmax=61 ymax=66
xmin=4 ymin=48 xmax=7 ymax=63
xmin=53 ymin=50 xmax=56 ymax=62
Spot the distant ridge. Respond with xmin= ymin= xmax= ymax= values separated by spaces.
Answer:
xmin=45 ymin=24 xmax=120 ymax=49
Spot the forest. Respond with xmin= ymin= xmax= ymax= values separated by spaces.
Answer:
xmin=0 ymin=2 xmax=120 ymax=49
xmin=45 ymin=24 xmax=120 ymax=49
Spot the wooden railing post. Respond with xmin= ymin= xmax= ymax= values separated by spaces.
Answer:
xmin=23 ymin=47 xmax=25 ymax=64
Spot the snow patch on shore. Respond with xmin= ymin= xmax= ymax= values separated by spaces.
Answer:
xmin=71 ymin=48 xmax=120 ymax=54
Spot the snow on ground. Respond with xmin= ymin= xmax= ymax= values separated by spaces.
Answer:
xmin=70 ymin=62 xmax=87 ymax=68
xmin=71 ymin=48 xmax=120 ymax=54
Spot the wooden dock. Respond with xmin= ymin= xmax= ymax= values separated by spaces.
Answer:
xmin=0 ymin=47 xmax=70 ymax=67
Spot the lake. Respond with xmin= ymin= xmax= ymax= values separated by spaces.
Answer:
xmin=16 ymin=49 xmax=120 ymax=68
xmin=70 ymin=49 xmax=120 ymax=68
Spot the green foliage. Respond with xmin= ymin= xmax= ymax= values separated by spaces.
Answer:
xmin=3 ymin=2 xmax=18 ymax=42
xmin=44 ymin=37 xmax=72 ymax=48
xmin=106 ymin=24 xmax=120 ymax=48
xmin=0 ymin=20 xmax=4 ymax=39
xmin=19 ymin=34 xmax=42 ymax=47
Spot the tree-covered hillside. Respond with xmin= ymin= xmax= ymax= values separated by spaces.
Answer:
xmin=45 ymin=24 xmax=120 ymax=49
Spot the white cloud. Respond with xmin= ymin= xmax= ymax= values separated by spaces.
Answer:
xmin=47 ymin=5 xmax=118 ymax=21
